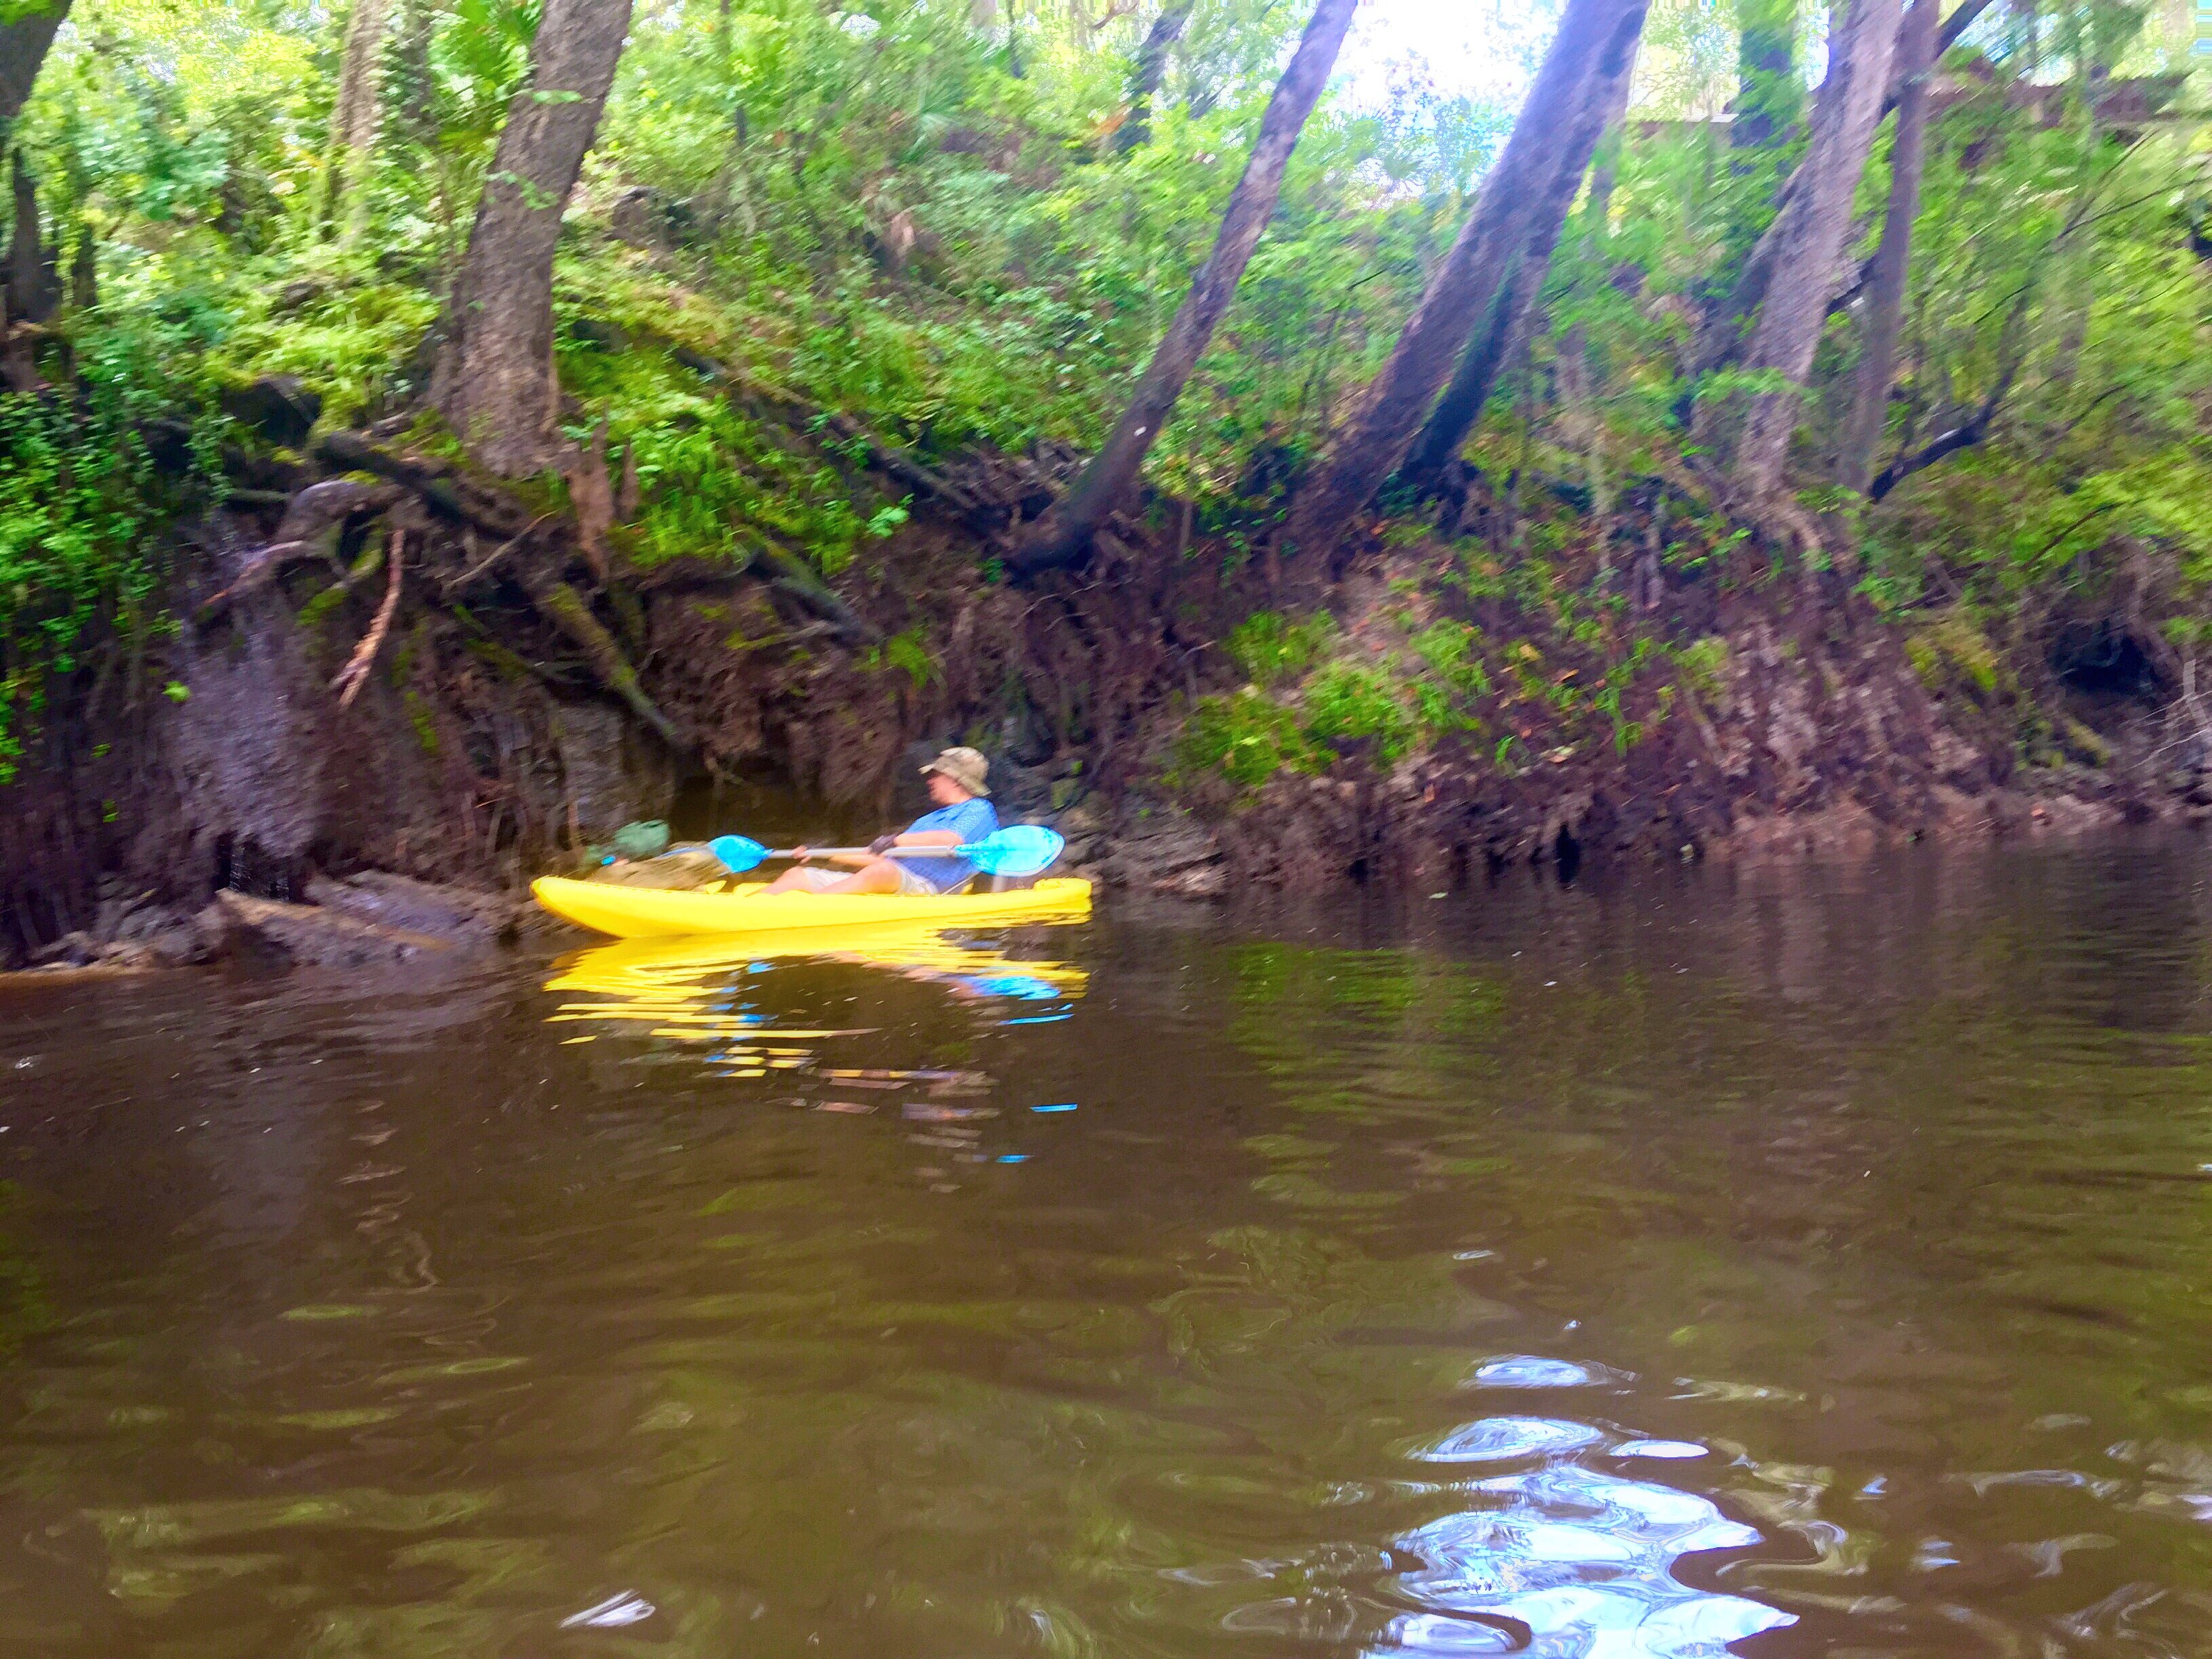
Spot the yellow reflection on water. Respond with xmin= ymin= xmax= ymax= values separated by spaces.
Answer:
xmin=543 ymin=920 xmax=1089 ymax=1060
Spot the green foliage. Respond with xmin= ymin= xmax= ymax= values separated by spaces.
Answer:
xmin=882 ymin=627 xmax=937 ymax=687
xmin=0 ymin=322 xmax=220 ymax=779
xmin=1670 ymin=635 xmax=1728 ymax=700
xmin=1905 ymin=613 xmax=2004 ymax=699
xmin=1302 ymin=660 xmax=1416 ymax=762
xmin=1175 ymin=687 xmax=1321 ymax=790
xmin=1225 ymin=609 xmax=1334 ymax=686
xmin=1408 ymin=619 xmax=1491 ymax=699
xmin=1180 ymin=610 xmax=1508 ymax=792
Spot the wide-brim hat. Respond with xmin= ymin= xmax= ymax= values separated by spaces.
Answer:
xmin=921 ymin=745 xmax=990 ymax=796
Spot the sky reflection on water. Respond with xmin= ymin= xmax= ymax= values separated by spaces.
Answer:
xmin=1387 ymin=1411 xmax=1790 ymax=1658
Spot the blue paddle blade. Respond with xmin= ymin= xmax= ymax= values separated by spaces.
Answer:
xmin=961 ymin=825 xmax=1065 ymax=877
xmin=708 ymin=834 xmax=769 ymax=874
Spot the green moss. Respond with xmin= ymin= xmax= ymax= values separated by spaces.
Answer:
xmin=1907 ymin=613 xmax=2003 ymax=699
xmin=403 ymin=690 xmax=441 ymax=755
xmin=1672 ymin=636 xmax=1730 ymax=700
xmin=1226 ymin=610 xmax=1335 ymax=688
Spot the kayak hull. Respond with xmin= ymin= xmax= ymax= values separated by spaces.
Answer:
xmin=532 ymin=874 xmax=1093 ymax=939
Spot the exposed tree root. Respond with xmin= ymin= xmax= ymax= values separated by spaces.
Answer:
xmin=299 ymin=428 xmax=697 ymax=745
xmin=195 ymin=479 xmax=399 ymax=625
xmin=332 ymin=527 xmax=406 ymax=708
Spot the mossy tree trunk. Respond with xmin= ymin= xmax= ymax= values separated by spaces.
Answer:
xmin=431 ymin=0 xmax=634 ymax=479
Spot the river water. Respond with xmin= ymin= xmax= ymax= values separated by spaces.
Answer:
xmin=4 ymin=841 xmax=2212 ymax=1656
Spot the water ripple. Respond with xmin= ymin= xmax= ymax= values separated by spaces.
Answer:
xmin=1469 ymin=1354 xmax=1635 ymax=1390
xmin=1411 ymin=1417 xmax=1607 ymax=1463
xmin=1383 ymin=1461 xmax=1790 ymax=1657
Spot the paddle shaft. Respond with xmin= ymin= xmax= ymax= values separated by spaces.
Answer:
xmin=700 ymin=825 xmax=1062 ymax=878
xmin=673 ymin=841 xmax=954 ymax=862
xmin=764 ymin=844 xmax=955 ymax=861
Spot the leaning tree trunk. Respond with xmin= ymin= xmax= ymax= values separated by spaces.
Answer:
xmin=327 ymin=0 xmax=392 ymax=231
xmin=1113 ymin=0 xmax=1195 ymax=153
xmin=1399 ymin=37 xmax=1642 ymax=491
xmin=1691 ymin=0 xmax=1994 ymax=392
xmin=1284 ymin=0 xmax=1649 ymax=563
xmin=1838 ymin=0 xmax=1938 ymax=494
xmin=1007 ymin=0 xmax=1360 ymax=578
xmin=0 ymin=0 xmax=68 ymax=133
xmin=431 ymin=0 xmax=634 ymax=478
xmin=1721 ymin=0 xmax=1902 ymax=497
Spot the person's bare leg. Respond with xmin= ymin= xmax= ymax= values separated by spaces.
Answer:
xmin=824 ymin=858 xmax=902 ymax=894
xmin=762 ymin=859 xmax=902 ymax=894
xmin=762 ymin=866 xmax=839 ymax=894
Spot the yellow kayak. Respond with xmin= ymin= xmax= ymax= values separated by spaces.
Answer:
xmin=531 ymin=874 xmax=1093 ymax=939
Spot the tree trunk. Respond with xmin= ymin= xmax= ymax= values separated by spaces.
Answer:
xmin=1690 ymin=0 xmax=1993 ymax=393
xmin=5 ymin=150 xmax=54 ymax=324
xmin=1399 ymin=43 xmax=1641 ymax=492
xmin=67 ymin=218 xmax=91 ymax=310
xmin=431 ymin=0 xmax=634 ymax=478
xmin=1006 ymin=0 xmax=1360 ymax=578
xmin=0 ymin=0 xmax=68 ymax=133
xmin=1114 ymin=1 xmax=1194 ymax=154
xmin=1284 ymin=0 xmax=1648 ymax=563
xmin=327 ymin=0 xmax=392 ymax=229
xmin=1733 ymin=0 xmax=1800 ymax=149
xmin=1719 ymin=0 xmax=1902 ymax=496
xmin=1933 ymin=0 xmax=1997 ymax=63
xmin=1394 ymin=253 xmax=1542 ymax=493
xmin=1838 ymin=0 xmax=1937 ymax=494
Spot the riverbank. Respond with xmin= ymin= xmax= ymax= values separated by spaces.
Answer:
xmin=4 ymin=399 xmax=2199 ymax=973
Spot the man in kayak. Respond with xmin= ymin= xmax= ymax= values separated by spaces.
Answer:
xmin=761 ymin=747 xmax=1000 ymax=896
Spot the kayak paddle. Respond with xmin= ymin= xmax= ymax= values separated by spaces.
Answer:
xmin=706 ymin=825 xmax=1066 ymax=879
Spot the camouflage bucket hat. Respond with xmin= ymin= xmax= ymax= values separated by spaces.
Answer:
xmin=920 ymin=746 xmax=990 ymax=796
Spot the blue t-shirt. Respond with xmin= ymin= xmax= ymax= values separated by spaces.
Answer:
xmin=901 ymin=797 xmax=998 ymax=893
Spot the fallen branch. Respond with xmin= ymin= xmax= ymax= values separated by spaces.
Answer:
xmin=669 ymin=344 xmax=980 ymax=512
xmin=749 ymin=540 xmax=883 ymax=644
xmin=441 ymin=515 xmax=554 ymax=597
xmin=196 ymin=479 xmax=400 ymax=625
xmin=821 ymin=411 xmax=981 ymax=512
xmin=316 ymin=431 xmax=531 ymax=541
xmin=333 ymin=528 xmax=406 ymax=709
xmin=518 ymin=566 xmax=692 ymax=752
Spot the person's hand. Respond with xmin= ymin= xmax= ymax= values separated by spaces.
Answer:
xmin=869 ymin=833 xmax=898 ymax=855
xmin=790 ymin=845 xmax=811 ymax=860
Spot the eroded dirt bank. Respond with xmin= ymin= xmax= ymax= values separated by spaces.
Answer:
xmin=2 ymin=418 xmax=2199 ymax=971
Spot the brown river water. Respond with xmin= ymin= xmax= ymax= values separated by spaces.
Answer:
xmin=4 ymin=840 xmax=2212 ymax=1657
